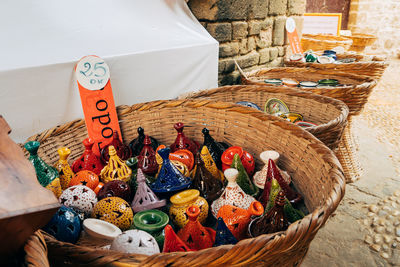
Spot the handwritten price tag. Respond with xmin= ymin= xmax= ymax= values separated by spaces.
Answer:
xmin=75 ymin=55 xmax=122 ymax=156
xmin=286 ymin=18 xmax=303 ymax=54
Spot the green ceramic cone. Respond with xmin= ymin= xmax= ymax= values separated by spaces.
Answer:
xmin=230 ymin=154 xmax=258 ymax=196
xmin=265 ymin=179 xmax=281 ymax=212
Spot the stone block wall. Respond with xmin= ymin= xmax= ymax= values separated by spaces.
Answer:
xmin=348 ymin=0 xmax=400 ymax=56
xmin=188 ymin=0 xmax=306 ymax=85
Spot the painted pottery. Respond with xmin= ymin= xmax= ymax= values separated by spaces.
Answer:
xmin=231 ymin=154 xmax=258 ymax=196
xmin=213 ymin=217 xmax=238 ymax=247
xmin=235 ymin=101 xmax=262 ymax=110
xmin=169 ymin=189 xmax=208 ymax=228
xmin=221 ymin=146 xmax=243 ymax=171
xmin=216 ymin=201 xmax=264 ymax=240
xmin=163 ymin=225 xmax=192 ymax=252
xmin=94 ymin=182 xmax=104 ymax=195
xmin=199 ymin=146 xmax=224 ymax=182
xmin=129 ymin=127 xmax=159 ymax=157
xmin=249 ymin=191 xmax=289 ymax=237
xmin=155 ymin=148 xmax=191 ymax=177
xmin=125 ymin=157 xmax=155 ymax=193
xmin=111 ymin=229 xmax=160 ymax=255
xmin=100 ymin=131 xmax=131 ymax=165
xmin=240 ymin=150 xmax=255 ymax=176
xmin=98 ymin=180 xmax=131 ymax=202
xmin=71 ymin=138 xmax=104 ymax=176
xmin=59 ymin=185 xmax=98 ymax=216
xmin=151 ymin=148 xmax=191 ymax=194
xmin=279 ymin=112 xmax=303 ymax=123
xmin=211 ymin=168 xmax=256 ymax=218
xmin=177 ymin=205 xmax=216 ymax=250
xmin=202 ymin=128 xmax=227 ymax=169
xmin=54 ymin=147 xmax=74 ymax=190
xmin=83 ymin=218 xmax=122 ymax=240
xmin=133 ymin=209 xmax=169 ymax=249
xmin=157 ymin=145 xmax=194 ymax=171
xmin=92 ymin=197 xmax=133 ymax=230
xmin=264 ymin=179 xmax=281 ymax=212
xmin=170 ymin=122 xmax=200 ymax=155
xmin=137 ymin=135 xmax=159 ymax=176
xmin=264 ymin=98 xmax=289 ymax=116
xmin=69 ymin=170 xmax=100 ymax=191
xmin=253 ymin=151 xmax=291 ymax=189
xmin=131 ymin=169 xmax=166 ymax=213
xmin=42 ymin=206 xmax=82 ymax=244
xmin=25 ymin=141 xmax=62 ymax=198
xmin=100 ymin=145 xmax=132 ymax=184
xmin=190 ymin=154 xmax=223 ymax=203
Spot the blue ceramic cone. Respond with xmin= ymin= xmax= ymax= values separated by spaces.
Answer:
xmin=213 ymin=217 xmax=238 ymax=247
xmin=151 ymin=148 xmax=191 ymax=193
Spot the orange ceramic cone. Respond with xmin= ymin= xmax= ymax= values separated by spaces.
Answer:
xmin=163 ymin=225 xmax=193 ymax=253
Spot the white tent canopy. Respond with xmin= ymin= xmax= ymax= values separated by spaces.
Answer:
xmin=0 ymin=0 xmax=218 ymax=142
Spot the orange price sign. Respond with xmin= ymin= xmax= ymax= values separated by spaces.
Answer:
xmin=286 ymin=18 xmax=303 ymax=54
xmin=75 ymin=55 xmax=121 ymax=156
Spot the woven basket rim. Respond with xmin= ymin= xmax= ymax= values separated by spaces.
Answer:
xmin=26 ymin=99 xmax=346 ymax=265
xmin=302 ymin=34 xmax=353 ymax=44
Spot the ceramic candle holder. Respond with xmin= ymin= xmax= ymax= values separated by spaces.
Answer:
xmin=133 ymin=209 xmax=169 ymax=249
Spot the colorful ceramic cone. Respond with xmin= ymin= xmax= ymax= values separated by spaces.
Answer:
xmin=54 ymin=147 xmax=74 ymax=190
xmin=170 ymin=122 xmax=200 ymax=156
xmin=253 ymin=151 xmax=290 ymax=189
xmin=163 ymin=225 xmax=193 ymax=253
xmin=151 ymin=148 xmax=191 ymax=194
xmin=213 ymin=217 xmax=238 ymax=247
xmin=100 ymin=131 xmax=131 ymax=165
xmin=202 ymin=128 xmax=226 ymax=169
xmin=230 ymin=154 xmax=258 ymax=197
xmin=129 ymin=127 xmax=159 ymax=157
xmin=137 ymin=135 xmax=159 ymax=176
xmin=199 ymin=146 xmax=224 ymax=182
xmin=72 ymin=138 xmax=104 ymax=176
xmin=177 ymin=205 xmax=216 ymax=250
xmin=100 ymin=145 xmax=132 ymax=184
xmin=25 ymin=141 xmax=62 ymax=198
xmin=131 ymin=168 xmax=166 ymax=213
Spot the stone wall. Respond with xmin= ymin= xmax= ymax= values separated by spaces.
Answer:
xmin=348 ymin=0 xmax=400 ymax=56
xmin=188 ymin=0 xmax=306 ymax=85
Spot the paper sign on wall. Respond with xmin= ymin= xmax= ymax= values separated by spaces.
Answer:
xmin=285 ymin=18 xmax=302 ymax=54
xmin=303 ymin=13 xmax=342 ymax=36
xmin=75 ymin=55 xmax=122 ymax=156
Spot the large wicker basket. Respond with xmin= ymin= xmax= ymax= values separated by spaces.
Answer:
xmin=24 ymin=100 xmax=345 ymax=266
xmin=242 ymin=67 xmax=377 ymax=116
xmin=301 ymin=34 xmax=353 ymax=52
xmin=182 ymin=85 xmax=349 ymax=151
xmin=347 ymin=33 xmax=377 ymax=52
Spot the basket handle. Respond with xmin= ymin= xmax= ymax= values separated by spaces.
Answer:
xmin=234 ymin=60 xmax=248 ymax=80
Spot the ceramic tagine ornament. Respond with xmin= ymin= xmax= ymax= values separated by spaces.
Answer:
xmin=137 ymin=135 xmax=159 ymax=176
xmin=150 ymin=148 xmax=191 ymax=195
xmin=25 ymin=141 xmax=62 ymax=198
xmin=131 ymin=168 xmax=166 ymax=213
xmin=163 ymin=225 xmax=192 ymax=253
xmin=59 ymin=185 xmax=98 ymax=216
xmin=216 ymin=201 xmax=264 ymax=240
xmin=72 ymin=138 xmax=104 ymax=176
xmin=231 ymin=154 xmax=258 ymax=197
xmin=201 ymin=128 xmax=226 ymax=169
xmin=170 ymin=122 xmax=200 ymax=156
xmin=100 ymin=145 xmax=132 ymax=184
xmin=169 ymin=189 xmax=208 ymax=228
xmin=92 ymin=197 xmax=133 ymax=230
xmin=100 ymin=131 xmax=131 ymax=165
xmin=133 ymin=209 xmax=169 ymax=249
xmin=129 ymin=127 xmax=159 ymax=157
xmin=42 ymin=206 xmax=82 ymax=244
xmin=199 ymin=146 xmax=224 ymax=182
xmin=211 ymin=168 xmax=256 ymax=218
xmin=249 ymin=191 xmax=289 ymax=237
xmin=54 ymin=147 xmax=74 ymax=190
xmin=111 ymin=230 xmax=160 ymax=255
xmin=190 ymin=154 xmax=224 ymax=203
xmin=213 ymin=217 xmax=238 ymax=247
xmin=156 ymin=145 xmax=195 ymax=171
xmin=177 ymin=205 xmax=216 ymax=251
xmin=69 ymin=170 xmax=100 ymax=192
xmin=97 ymin=180 xmax=132 ymax=202
xmin=221 ymin=147 xmax=255 ymax=176
xmin=125 ymin=157 xmax=155 ymax=193
xmin=253 ymin=151 xmax=290 ymax=189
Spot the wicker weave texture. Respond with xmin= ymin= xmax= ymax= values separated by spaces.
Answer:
xmin=24 ymin=231 xmax=50 ymax=267
xmin=182 ymin=85 xmax=349 ymax=151
xmin=242 ymin=67 xmax=377 ymax=116
xmin=25 ymin=100 xmax=345 ymax=266
xmin=347 ymin=33 xmax=377 ymax=52
xmin=301 ymin=34 xmax=353 ymax=52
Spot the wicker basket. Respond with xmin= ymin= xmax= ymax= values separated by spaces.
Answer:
xmin=182 ymin=85 xmax=349 ymax=151
xmin=285 ymin=53 xmax=388 ymax=81
xmin=301 ymin=34 xmax=353 ymax=51
xmin=24 ymin=100 xmax=345 ymax=266
xmin=24 ymin=231 xmax=50 ymax=267
xmin=242 ymin=67 xmax=377 ymax=116
xmin=347 ymin=33 xmax=377 ymax=53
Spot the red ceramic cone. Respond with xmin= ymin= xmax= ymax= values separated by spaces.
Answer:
xmin=163 ymin=225 xmax=193 ymax=253
xmin=137 ymin=135 xmax=159 ymax=175
xmin=72 ymin=138 xmax=104 ymax=176
xmin=170 ymin=122 xmax=200 ymax=156
xmin=177 ymin=205 xmax=216 ymax=250
xmin=258 ymin=172 xmax=272 ymax=207
xmin=267 ymin=159 xmax=302 ymax=204
xmin=100 ymin=131 xmax=131 ymax=164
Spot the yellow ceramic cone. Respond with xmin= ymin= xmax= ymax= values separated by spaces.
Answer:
xmin=200 ymin=146 xmax=224 ymax=182
xmin=54 ymin=147 xmax=74 ymax=190
xmin=100 ymin=146 xmax=132 ymax=184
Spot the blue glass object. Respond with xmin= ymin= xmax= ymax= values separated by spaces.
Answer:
xmin=150 ymin=148 xmax=191 ymax=193
xmin=42 ymin=206 xmax=82 ymax=243
xmin=236 ymin=101 xmax=262 ymax=111
xmin=213 ymin=217 xmax=238 ymax=247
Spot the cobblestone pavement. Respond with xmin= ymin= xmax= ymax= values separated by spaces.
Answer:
xmin=302 ymin=59 xmax=400 ymax=267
